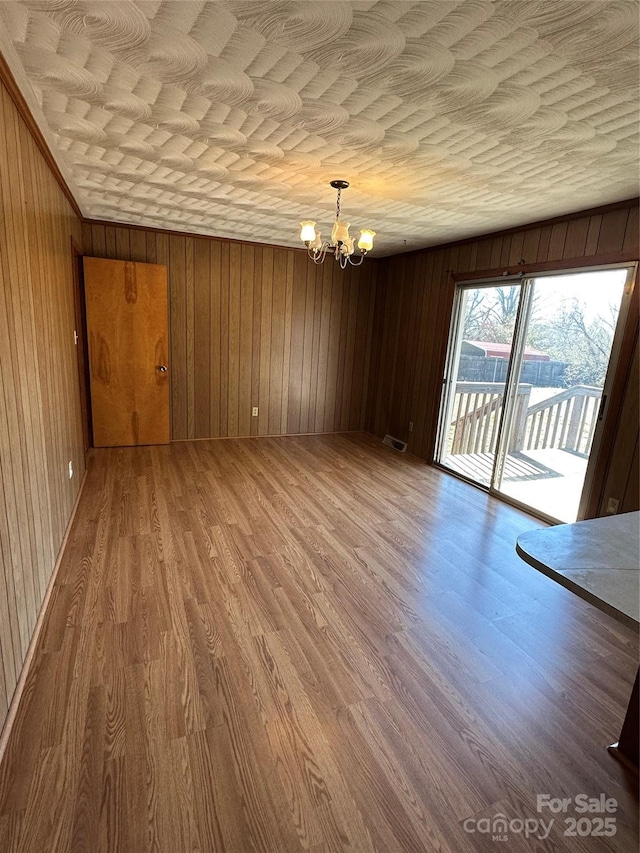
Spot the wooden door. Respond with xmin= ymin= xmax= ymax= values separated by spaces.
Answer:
xmin=84 ymin=257 xmax=170 ymax=447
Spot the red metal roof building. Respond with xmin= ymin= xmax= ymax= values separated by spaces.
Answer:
xmin=462 ymin=340 xmax=550 ymax=361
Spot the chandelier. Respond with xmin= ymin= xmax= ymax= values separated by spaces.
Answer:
xmin=299 ymin=180 xmax=376 ymax=269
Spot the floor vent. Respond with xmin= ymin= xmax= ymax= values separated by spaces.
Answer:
xmin=382 ymin=434 xmax=407 ymax=453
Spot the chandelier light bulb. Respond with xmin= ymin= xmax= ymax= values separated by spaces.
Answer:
xmin=300 ymin=221 xmax=317 ymax=244
xmin=358 ymin=229 xmax=376 ymax=253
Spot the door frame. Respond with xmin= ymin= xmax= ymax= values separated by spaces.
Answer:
xmin=490 ymin=276 xmax=534 ymax=494
xmin=435 ymin=261 xmax=637 ymax=523
xmin=580 ymin=263 xmax=637 ymax=518
xmin=70 ymin=237 xmax=92 ymax=452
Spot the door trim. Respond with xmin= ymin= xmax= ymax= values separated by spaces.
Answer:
xmin=580 ymin=263 xmax=638 ymax=518
xmin=70 ymin=238 xmax=92 ymax=453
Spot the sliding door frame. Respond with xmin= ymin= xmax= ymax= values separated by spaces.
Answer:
xmin=435 ymin=261 xmax=637 ymax=523
xmin=489 ymin=276 xmax=534 ymax=494
xmin=579 ymin=263 xmax=637 ymax=517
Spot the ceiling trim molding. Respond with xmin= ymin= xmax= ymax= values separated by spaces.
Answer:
xmin=451 ymin=252 xmax=639 ymax=282
xmin=397 ymin=197 xmax=640 ymax=260
xmin=82 ymin=217 xmax=311 ymax=254
xmin=0 ymin=49 xmax=83 ymax=221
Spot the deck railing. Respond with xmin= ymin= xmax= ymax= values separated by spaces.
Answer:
xmin=450 ymin=382 xmax=529 ymax=454
xmin=450 ymin=383 xmax=601 ymax=457
xmin=522 ymin=386 xmax=601 ymax=456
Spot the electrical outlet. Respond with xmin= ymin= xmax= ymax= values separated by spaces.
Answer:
xmin=68 ymin=460 xmax=73 ymax=479
xmin=408 ymin=421 xmax=414 ymax=432
xmin=605 ymin=497 xmax=619 ymax=515
xmin=252 ymin=406 xmax=259 ymax=417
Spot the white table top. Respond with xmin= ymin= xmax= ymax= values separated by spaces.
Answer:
xmin=516 ymin=511 xmax=640 ymax=627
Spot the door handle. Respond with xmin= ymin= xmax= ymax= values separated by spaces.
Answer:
xmin=597 ymin=393 xmax=607 ymax=421
xmin=156 ymin=365 xmax=168 ymax=373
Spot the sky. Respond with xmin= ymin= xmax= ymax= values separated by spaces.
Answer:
xmin=529 ymin=268 xmax=629 ymax=325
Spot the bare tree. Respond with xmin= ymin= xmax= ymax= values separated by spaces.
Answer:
xmin=529 ymin=298 xmax=617 ymax=386
xmin=462 ymin=286 xmax=520 ymax=343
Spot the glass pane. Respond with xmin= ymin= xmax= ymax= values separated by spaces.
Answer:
xmin=439 ymin=283 xmax=521 ymax=486
xmin=496 ymin=269 xmax=627 ymax=522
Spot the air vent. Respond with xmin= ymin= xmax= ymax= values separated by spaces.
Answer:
xmin=382 ymin=434 xmax=407 ymax=453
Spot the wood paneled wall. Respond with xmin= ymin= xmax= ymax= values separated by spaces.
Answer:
xmin=0 ymin=80 xmax=85 ymax=726
xmin=81 ymin=224 xmax=377 ymax=440
xmin=600 ymin=334 xmax=639 ymax=515
xmin=366 ymin=201 xmax=639 ymax=516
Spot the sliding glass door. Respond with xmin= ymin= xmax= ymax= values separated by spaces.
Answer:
xmin=438 ymin=282 xmax=521 ymax=485
xmin=436 ymin=266 xmax=633 ymax=523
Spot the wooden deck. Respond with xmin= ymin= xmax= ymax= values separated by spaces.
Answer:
xmin=443 ymin=448 xmax=589 ymax=521
xmin=0 ymin=433 xmax=636 ymax=852
xmin=443 ymin=450 xmax=562 ymax=486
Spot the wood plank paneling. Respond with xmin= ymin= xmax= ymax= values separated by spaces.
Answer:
xmin=193 ymin=239 xmax=211 ymax=438
xmin=302 ymin=261 xmax=317 ymax=432
xmin=563 ymin=217 xmax=589 ymax=259
xmin=600 ymin=336 xmax=639 ymax=516
xmin=547 ymin=221 xmax=568 ymax=260
xmin=597 ymin=208 xmax=629 ymax=255
xmin=367 ymin=200 xmax=640 ymax=515
xmin=0 ymin=79 xmax=85 ymax=729
xmin=84 ymin=224 xmax=377 ymax=440
xmin=251 ymin=248 xmax=262 ymax=438
xmin=239 ymin=244 xmax=254 ymax=438
xmin=258 ymin=248 xmax=273 ymax=437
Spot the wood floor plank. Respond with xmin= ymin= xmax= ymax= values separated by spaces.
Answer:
xmin=0 ymin=432 xmax=637 ymax=852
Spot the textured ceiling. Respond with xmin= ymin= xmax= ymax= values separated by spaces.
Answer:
xmin=0 ymin=1 xmax=638 ymax=256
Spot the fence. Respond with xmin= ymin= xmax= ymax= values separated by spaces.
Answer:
xmin=457 ymin=355 xmax=567 ymax=387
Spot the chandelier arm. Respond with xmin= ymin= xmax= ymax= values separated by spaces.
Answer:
xmin=309 ymin=241 xmax=333 ymax=263
xmin=347 ymin=253 xmax=366 ymax=266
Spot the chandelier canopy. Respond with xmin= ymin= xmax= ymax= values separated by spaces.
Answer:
xmin=299 ymin=180 xmax=376 ymax=268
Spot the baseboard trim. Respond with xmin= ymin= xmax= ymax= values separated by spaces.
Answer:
xmin=0 ymin=468 xmax=88 ymax=765
xmin=169 ymin=430 xmax=361 ymax=443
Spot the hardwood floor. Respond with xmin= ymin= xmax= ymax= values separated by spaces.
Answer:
xmin=0 ymin=432 xmax=637 ymax=852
